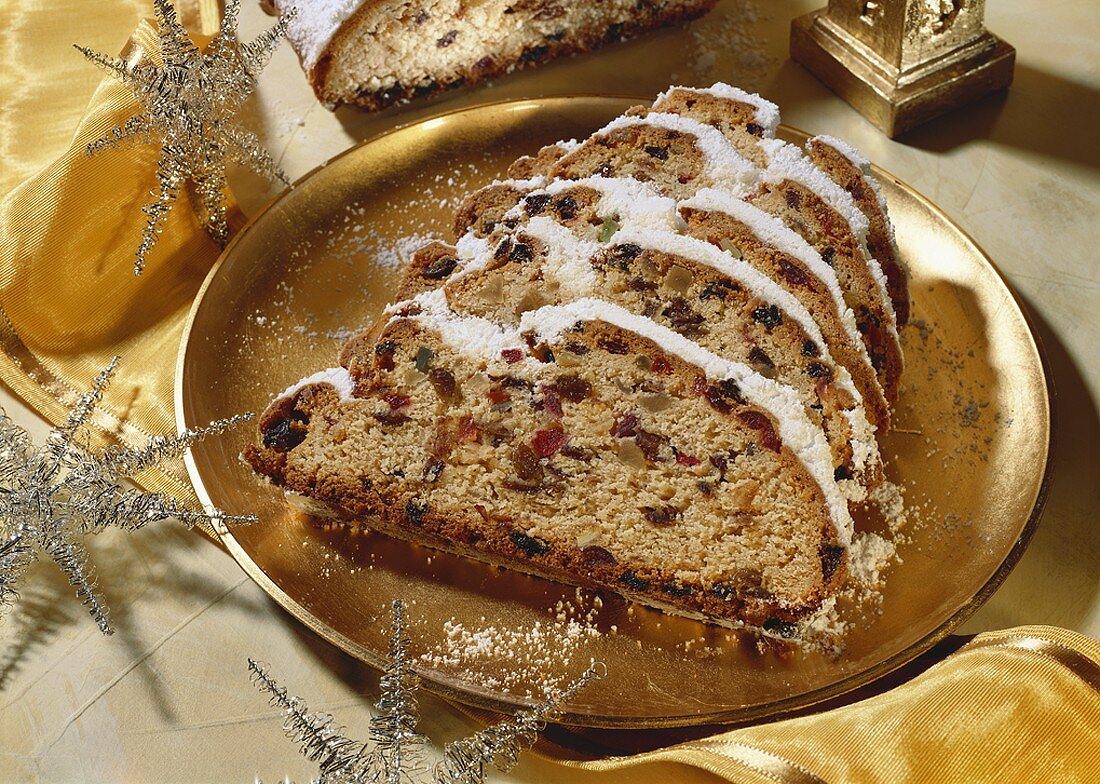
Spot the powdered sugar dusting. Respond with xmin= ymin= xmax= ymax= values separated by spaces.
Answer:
xmin=848 ymin=532 xmax=898 ymax=586
xmin=682 ymin=1 xmax=778 ymax=89
xmin=374 ymin=232 xmax=443 ymax=270
xmin=870 ymin=479 xmax=910 ymax=535
xmin=272 ymin=0 xmax=360 ymax=70
xmin=420 ymin=592 xmax=603 ymax=698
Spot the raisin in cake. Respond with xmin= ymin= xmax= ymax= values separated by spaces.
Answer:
xmin=269 ymin=0 xmax=717 ymax=111
xmin=246 ymin=84 xmax=910 ymax=636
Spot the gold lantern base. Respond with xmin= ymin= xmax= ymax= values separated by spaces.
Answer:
xmin=791 ymin=8 xmax=1015 ymax=137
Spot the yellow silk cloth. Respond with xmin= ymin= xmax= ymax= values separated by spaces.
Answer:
xmin=0 ymin=0 xmax=224 ymax=505
xmin=541 ymin=626 xmax=1100 ymax=782
xmin=2 ymin=5 xmax=1099 ymax=783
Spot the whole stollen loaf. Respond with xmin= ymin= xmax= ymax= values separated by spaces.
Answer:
xmin=265 ymin=0 xmax=718 ymax=111
xmin=245 ymin=83 xmax=911 ymax=639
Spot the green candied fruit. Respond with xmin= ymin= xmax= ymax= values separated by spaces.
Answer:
xmin=598 ymin=215 xmax=621 ymax=243
xmin=414 ymin=345 xmax=434 ymax=373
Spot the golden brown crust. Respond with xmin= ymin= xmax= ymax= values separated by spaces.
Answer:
xmin=317 ymin=490 xmax=844 ymax=633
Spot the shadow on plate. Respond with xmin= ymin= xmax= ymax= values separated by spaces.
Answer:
xmin=958 ymin=292 xmax=1100 ymax=633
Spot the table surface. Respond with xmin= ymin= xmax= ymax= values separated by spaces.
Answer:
xmin=2 ymin=1 xmax=1097 ymax=781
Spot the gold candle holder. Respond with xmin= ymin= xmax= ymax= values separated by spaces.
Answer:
xmin=791 ymin=0 xmax=1015 ymax=137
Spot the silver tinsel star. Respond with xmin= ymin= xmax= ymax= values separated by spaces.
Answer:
xmin=0 ymin=357 xmax=255 ymax=635
xmin=250 ymin=600 xmax=604 ymax=784
xmin=74 ymin=0 xmax=295 ymax=275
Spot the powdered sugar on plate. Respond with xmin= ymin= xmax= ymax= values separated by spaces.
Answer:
xmin=419 ymin=591 xmax=603 ymax=698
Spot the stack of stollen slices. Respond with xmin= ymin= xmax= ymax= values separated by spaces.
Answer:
xmin=245 ymin=84 xmax=909 ymax=639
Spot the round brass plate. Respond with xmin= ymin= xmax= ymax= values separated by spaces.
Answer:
xmin=176 ymin=97 xmax=1051 ymax=728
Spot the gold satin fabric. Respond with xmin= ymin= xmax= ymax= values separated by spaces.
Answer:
xmin=542 ymin=626 xmax=1100 ymax=782
xmin=2 ymin=6 xmax=1099 ymax=783
xmin=0 ymin=0 xmax=225 ymax=507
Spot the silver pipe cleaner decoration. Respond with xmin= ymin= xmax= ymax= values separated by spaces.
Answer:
xmin=75 ymin=0 xmax=295 ymax=275
xmin=249 ymin=600 xmax=603 ymax=784
xmin=369 ymin=599 xmax=428 ymax=783
xmin=434 ymin=664 xmax=605 ymax=784
xmin=0 ymin=357 xmax=255 ymax=634
xmin=249 ymin=660 xmax=371 ymax=784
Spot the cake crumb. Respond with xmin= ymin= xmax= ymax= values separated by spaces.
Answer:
xmin=848 ymin=532 xmax=898 ymax=587
xmin=870 ymin=479 xmax=909 ymax=534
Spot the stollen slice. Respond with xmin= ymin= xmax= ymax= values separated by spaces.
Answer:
xmin=245 ymin=294 xmax=852 ymax=634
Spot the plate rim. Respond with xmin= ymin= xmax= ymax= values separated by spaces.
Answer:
xmin=175 ymin=94 xmax=1054 ymax=728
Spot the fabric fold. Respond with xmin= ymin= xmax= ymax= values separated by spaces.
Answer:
xmin=0 ymin=2 xmax=234 ymax=516
xmin=543 ymin=625 xmax=1100 ymax=783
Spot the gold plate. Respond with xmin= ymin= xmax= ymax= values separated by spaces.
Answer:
xmin=176 ymin=96 xmax=1051 ymax=728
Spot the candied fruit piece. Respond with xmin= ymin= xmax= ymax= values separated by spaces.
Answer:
xmin=738 ymin=410 xmax=781 ymax=452
xmin=383 ymin=392 xmax=411 ymax=409
xmin=531 ymin=426 xmax=568 ymax=458
xmin=582 ymin=545 xmax=616 ymax=565
xmin=610 ymin=412 xmax=639 ymax=438
xmin=642 ymin=505 xmax=681 ymax=526
xmin=414 ymin=346 xmax=434 ymax=373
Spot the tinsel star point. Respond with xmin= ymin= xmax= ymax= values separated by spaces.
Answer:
xmin=0 ymin=357 xmax=255 ymax=635
xmin=250 ymin=600 xmax=604 ymax=784
xmin=75 ymin=0 xmax=295 ymax=275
